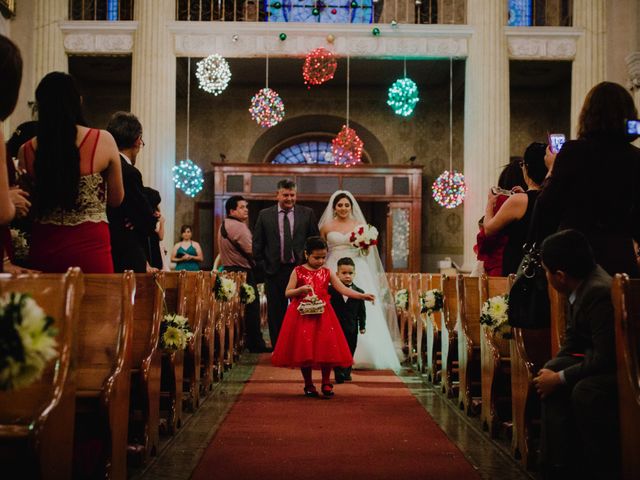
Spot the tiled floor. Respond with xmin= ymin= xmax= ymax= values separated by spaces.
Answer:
xmin=134 ymin=355 xmax=534 ymax=480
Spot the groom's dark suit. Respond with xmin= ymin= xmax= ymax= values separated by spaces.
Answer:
xmin=253 ymin=204 xmax=319 ymax=346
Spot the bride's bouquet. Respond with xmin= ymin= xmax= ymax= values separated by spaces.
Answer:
xmin=349 ymin=224 xmax=379 ymax=256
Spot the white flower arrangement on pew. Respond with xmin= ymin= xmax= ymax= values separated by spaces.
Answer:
xmin=214 ymin=275 xmax=237 ymax=302
xmin=480 ymin=294 xmax=512 ymax=339
xmin=394 ymin=289 xmax=409 ymax=311
xmin=419 ymin=289 xmax=444 ymax=316
xmin=0 ymin=292 xmax=58 ymax=391
xmin=239 ymin=283 xmax=256 ymax=305
xmin=349 ymin=224 xmax=379 ymax=256
xmin=160 ymin=313 xmax=193 ymax=351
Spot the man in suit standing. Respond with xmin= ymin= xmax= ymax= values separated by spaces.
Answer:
xmin=253 ymin=179 xmax=319 ymax=347
xmin=534 ymin=229 xmax=619 ymax=479
xmin=106 ymin=112 xmax=157 ymax=273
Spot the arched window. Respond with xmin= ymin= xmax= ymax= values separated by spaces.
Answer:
xmin=271 ymin=140 xmax=335 ymax=164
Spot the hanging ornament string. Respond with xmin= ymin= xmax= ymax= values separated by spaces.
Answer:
xmin=432 ymin=56 xmax=466 ymax=208
xmin=332 ymin=48 xmax=364 ymax=166
xmin=173 ymin=58 xmax=204 ymax=198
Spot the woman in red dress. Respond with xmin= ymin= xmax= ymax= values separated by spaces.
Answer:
xmin=271 ymin=236 xmax=375 ymax=397
xmin=18 ymin=72 xmax=124 ymax=273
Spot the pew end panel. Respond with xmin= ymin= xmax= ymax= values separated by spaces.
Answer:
xmin=0 ymin=268 xmax=83 ymax=480
xmin=440 ymin=274 xmax=460 ymax=399
xmin=425 ymin=274 xmax=442 ymax=384
xmin=457 ymin=275 xmax=482 ymax=416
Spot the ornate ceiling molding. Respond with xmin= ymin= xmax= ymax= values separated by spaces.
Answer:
xmin=59 ymin=21 xmax=138 ymax=54
xmin=169 ymin=22 xmax=472 ymax=59
xmin=505 ymin=27 xmax=582 ymax=60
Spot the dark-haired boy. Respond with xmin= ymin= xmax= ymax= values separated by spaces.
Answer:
xmin=329 ymin=257 xmax=366 ymax=384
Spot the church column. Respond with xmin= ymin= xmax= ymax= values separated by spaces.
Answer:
xmin=462 ymin=0 xmax=510 ymax=270
xmin=628 ymin=52 xmax=640 ymax=108
xmin=570 ymin=0 xmax=606 ymax=138
xmin=131 ymin=0 xmax=176 ymax=247
xmin=34 ymin=0 xmax=68 ymax=82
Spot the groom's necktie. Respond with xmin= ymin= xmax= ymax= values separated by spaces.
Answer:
xmin=282 ymin=209 xmax=293 ymax=263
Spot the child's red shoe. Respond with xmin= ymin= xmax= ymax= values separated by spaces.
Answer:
xmin=321 ymin=383 xmax=334 ymax=397
xmin=304 ymin=385 xmax=319 ymax=397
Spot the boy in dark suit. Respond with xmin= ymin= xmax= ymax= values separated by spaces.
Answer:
xmin=329 ymin=257 xmax=366 ymax=384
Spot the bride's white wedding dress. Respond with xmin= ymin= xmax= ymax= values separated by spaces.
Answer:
xmin=326 ymin=231 xmax=402 ymax=372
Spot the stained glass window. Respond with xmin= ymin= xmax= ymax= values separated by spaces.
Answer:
xmin=266 ymin=1 xmax=374 ymax=24
xmin=507 ymin=0 xmax=532 ymax=26
xmin=107 ymin=0 xmax=119 ymax=21
xmin=271 ymin=141 xmax=335 ymax=164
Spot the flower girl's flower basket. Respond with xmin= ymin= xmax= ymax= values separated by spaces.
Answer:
xmin=297 ymin=288 xmax=325 ymax=316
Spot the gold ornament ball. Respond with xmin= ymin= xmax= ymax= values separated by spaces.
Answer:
xmin=326 ymin=34 xmax=335 ymax=44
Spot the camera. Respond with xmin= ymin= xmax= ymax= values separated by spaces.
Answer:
xmin=548 ymin=133 xmax=566 ymax=154
xmin=626 ymin=119 xmax=640 ymax=135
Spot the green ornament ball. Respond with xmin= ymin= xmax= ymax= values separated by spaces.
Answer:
xmin=350 ymin=1 xmax=358 ymax=8
xmin=273 ymin=1 xmax=282 ymax=8
xmin=312 ymin=7 xmax=320 ymax=16
xmin=279 ymin=33 xmax=287 ymax=41
xmin=372 ymin=27 xmax=381 ymax=36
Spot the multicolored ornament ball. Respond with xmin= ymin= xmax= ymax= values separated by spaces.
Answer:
xmin=173 ymin=159 xmax=204 ymax=198
xmin=302 ymin=47 xmax=338 ymax=87
xmin=249 ymin=87 xmax=285 ymax=128
xmin=279 ymin=32 xmax=287 ymax=41
xmin=387 ymin=77 xmax=419 ymax=116
xmin=372 ymin=27 xmax=381 ymax=36
xmin=332 ymin=125 xmax=364 ymax=167
xmin=195 ymin=54 xmax=231 ymax=96
xmin=432 ymin=170 xmax=467 ymax=208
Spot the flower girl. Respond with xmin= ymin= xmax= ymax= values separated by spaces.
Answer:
xmin=271 ymin=236 xmax=374 ymax=397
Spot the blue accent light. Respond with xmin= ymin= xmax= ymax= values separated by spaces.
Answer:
xmin=107 ymin=0 xmax=119 ymax=21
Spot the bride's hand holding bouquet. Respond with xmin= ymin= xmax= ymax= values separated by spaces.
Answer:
xmin=349 ymin=224 xmax=379 ymax=256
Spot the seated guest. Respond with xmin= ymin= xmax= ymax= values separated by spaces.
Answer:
xmin=106 ymin=111 xmax=156 ymax=273
xmin=18 ymin=72 xmax=124 ymax=273
xmin=534 ymin=229 xmax=618 ymax=478
xmin=475 ymin=157 xmax=527 ymax=275
xmin=171 ymin=224 xmax=203 ymax=271
xmin=481 ymin=143 xmax=548 ymax=275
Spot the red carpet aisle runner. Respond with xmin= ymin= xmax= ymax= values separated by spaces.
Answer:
xmin=192 ymin=356 xmax=480 ymax=480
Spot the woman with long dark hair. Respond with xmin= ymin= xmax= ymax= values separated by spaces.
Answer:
xmin=18 ymin=71 xmax=124 ymax=272
xmin=534 ymin=81 xmax=640 ymax=277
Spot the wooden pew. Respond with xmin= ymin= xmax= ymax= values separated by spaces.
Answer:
xmin=406 ymin=273 xmax=422 ymax=367
xmin=415 ymin=273 xmax=429 ymax=373
xmin=457 ymin=275 xmax=482 ymax=416
xmin=612 ymin=274 xmax=640 ymax=480
xmin=213 ymin=279 xmax=227 ymax=381
xmin=509 ymin=325 xmax=550 ymax=468
xmin=425 ymin=274 xmax=442 ymax=384
xmin=74 ymin=273 xmax=135 ymax=479
xmin=229 ymin=271 xmax=247 ymax=362
xmin=159 ymin=271 xmax=187 ymax=435
xmin=440 ymin=274 xmax=459 ymax=398
xmin=200 ymin=272 xmax=216 ymax=394
xmin=182 ymin=271 xmax=206 ymax=411
xmin=479 ymin=275 xmax=513 ymax=437
xmin=127 ymin=272 xmax=165 ymax=465
xmin=0 ymin=269 xmax=83 ymax=479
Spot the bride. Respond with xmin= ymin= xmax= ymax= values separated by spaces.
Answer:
xmin=319 ymin=190 xmax=403 ymax=371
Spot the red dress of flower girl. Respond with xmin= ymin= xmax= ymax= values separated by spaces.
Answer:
xmin=271 ymin=266 xmax=353 ymax=369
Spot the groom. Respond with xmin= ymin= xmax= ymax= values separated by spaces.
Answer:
xmin=253 ymin=179 xmax=320 ymax=348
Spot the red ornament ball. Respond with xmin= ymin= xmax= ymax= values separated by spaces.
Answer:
xmin=302 ymin=47 xmax=338 ymax=87
xmin=331 ymin=125 xmax=364 ymax=167
xmin=331 ymin=8 xmax=337 ymax=14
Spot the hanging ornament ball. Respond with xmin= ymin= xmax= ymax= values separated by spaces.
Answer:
xmin=326 ymin=34 xmax=335 ymax=44
xmin=387 ymin=77 xmax=420 ymax=117
xmin=232 ymin=34 xmax=239 ymax=42
xmin=272 ymin=1 xmax=282 ymax=8
xmin=302 ymin=47 xmax=338 ymax=87
xmin=173 ymin=159 xmax=204 ymax=198
xmin=332 ymin=125 xmax=364 ymax=167
xmin=372 ymin=27 xmax=381 ymax=36
xmin=331 ymin=8 xmax=337 ymax=14
xmin=312 ymin=7 xmax=320 ymax=15
xmin=391 ymin=19 xmax=398 ymax=27
xmin=350 ymin=1 xmax=358 ymax=8
xmin=279 ymin=32 xmax=287 ymax=41
xmin=196 ymin=54 xmax=232 ymax=96
xmin=249 ymin=87 xmax=285 ymax=128
xmin=432 ymin=170 xmax=467 ymax=208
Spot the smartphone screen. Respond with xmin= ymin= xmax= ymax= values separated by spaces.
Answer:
xmin=626 ymin=119 xmax=640 ymax=135
xmin=548 ymin=133 xmax=566 ymax=154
